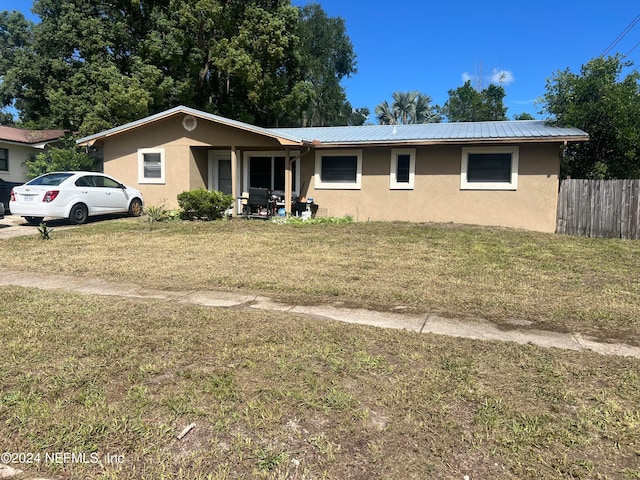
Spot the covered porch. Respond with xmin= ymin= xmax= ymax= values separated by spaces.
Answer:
xmin=193 ymin=146 xmax=312 ymax=217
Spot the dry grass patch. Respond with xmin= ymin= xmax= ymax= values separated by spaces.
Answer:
xmin=1 ymin=287 xmax=639 ymax=479
xmin=2 ymin=218 xmax=639 ymax=344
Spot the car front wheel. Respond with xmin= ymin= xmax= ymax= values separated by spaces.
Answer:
xmin=69 ymin=203 xmax=88 ymax=224
xmin=128 ymin=198 xmax=143 ymax=217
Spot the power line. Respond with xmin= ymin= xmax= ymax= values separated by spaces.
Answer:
xmin=601 ymin=13 xmax=640 ymax=56
xmin=625 ymin=39 xmax=640 ymax=56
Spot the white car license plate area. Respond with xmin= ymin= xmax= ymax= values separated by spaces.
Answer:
xmin=22 ymin=195 xmax=36 ymax=202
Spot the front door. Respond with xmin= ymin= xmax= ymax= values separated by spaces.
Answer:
xmin=208 ymin=152 xmax=232 ymax=195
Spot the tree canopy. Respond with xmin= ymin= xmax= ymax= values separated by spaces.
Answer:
xmin=374 ymin=91 xmax=440 ymax=125
xmin=440 ymin=80 xmax=507 ymax=122
xmin=0 ymin=1 xmax=358 ymax=134
xmin=542 ymin=55 xmax=640 ymax=179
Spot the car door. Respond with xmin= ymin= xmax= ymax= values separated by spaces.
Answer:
xmin=99 ymin=175 xmax=129 ymax=213
xmin=75 ymin=175 xmax=105 ymax=213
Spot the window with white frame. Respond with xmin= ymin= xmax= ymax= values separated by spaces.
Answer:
xmin=0 ymin=148 xmax=8 ymax=171
xmin=460 ymin=146 xmax=519 ymax=190
xmin=243 ymin=151 xmax=300 ymax=194
xmin=390 ymin=148 xmax=415 ymax=189
xmin=138 ymin=148 xmax=165 ymax=184
xmin=314 ymin=150 xmax=362 ymax=189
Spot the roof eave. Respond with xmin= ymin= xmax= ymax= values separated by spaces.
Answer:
xmin=76 ymin=106 xmax=306 ymax=146
xmin=306 ymin=135 xmax=589 ymax=148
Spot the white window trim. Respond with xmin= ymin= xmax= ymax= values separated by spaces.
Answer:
xmin=314 ymin=149 xmax=362 ymax=190
xmin=242 ymin=150 xmax=300 ymax=195
xmin=390 ymin=148 xmax=415 ymax=190
xmin=460 ymin=146 xmax=519 ymax=191
xmin=138 ymin=148 xmax=165 ymax=184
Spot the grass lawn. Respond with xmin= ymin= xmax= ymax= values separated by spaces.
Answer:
xmin=2 ymin=219 xmax=640 ymax=344
xmin=1 ymin=219 xmax=639 ymax=479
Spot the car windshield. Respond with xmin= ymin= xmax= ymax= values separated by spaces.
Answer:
xmin=27 ymin=173 xmax=74 ymax=186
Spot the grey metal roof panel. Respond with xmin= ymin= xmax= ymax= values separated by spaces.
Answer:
xmin=77 ymin=105 xmax=587 ymax=147
xmin=271 ymin=121 xmax=588 ymax=144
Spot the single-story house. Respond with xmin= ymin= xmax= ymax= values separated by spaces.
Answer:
xmin=77 ymin=106 xmax=588 ymax=232
xmin=0 ymin=126 xmax=67 ymax=183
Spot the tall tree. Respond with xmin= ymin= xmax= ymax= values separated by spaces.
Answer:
xmin=0 ymin=11 xmax=34 ymax=125
xmin=542 ymin=55 xmax=640 ymax=179
xmin=375 ymin=91 xmax=440 ymax=125
xmin=440 ymin=80 xmax=507 ymax=122
xmin=0 ymin=0 xmax=359 ymax=133
xmin=295 ymin=3 xmax=357 ymax=126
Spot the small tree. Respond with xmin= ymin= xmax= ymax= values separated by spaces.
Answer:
xmin=26 ymin=136 xmax=100 ymax=178
xmin=441 ymin=80 xmax=507 ymax=122
xmin=177 ymin=188 xmax=234 ymax=221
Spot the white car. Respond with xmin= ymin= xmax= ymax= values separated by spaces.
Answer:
xmin=9 ymin=172 xmax=144 ymax=225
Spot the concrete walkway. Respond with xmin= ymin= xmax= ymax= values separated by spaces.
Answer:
xmin=2 ymin=269 xmax=639 ymax=359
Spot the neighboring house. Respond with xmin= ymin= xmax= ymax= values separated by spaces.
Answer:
xmin=77 ymin=106 xmax=588 ymax=233
xmin=0 ymin=126 xmax=67 ymax=183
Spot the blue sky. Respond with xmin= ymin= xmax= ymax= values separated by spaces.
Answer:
xmin=8 ymin=0 xmax=640 ymax=121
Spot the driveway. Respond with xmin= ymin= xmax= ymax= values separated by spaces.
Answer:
xmin=0 ymin=215 xmax=76 ymax=239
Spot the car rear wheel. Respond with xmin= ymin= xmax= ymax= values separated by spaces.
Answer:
xmin=69 ymin=203 xmax=88 ymax=225
xmin=128 ymin=198 xmax=143 ymax=217
xmin=24 ymin=216 xmax=44 ymax=225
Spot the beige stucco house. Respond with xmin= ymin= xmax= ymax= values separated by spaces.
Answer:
xmin=0 ymin=126 xmax=67 ymax=183
xmin=77 ymin=106 xmax=588 ymax=232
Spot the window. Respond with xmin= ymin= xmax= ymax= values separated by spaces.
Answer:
xmin=243 ymin=151 xmax=300 ymax=194
xmin=314 ymin=150 xmax=362 ymax=189
xmin=390 ymin=148 xmax=415 ymax=189
xmin=27 ymin=172 xmax=73 ymax=186
xmin=0 ymin=148 xmax=8 ymax=171
xmin=460 ymin=146 xmax=519 ymax=190
xmin=250 ymin=156 xmax=273 ymax=189
xmin=138 ymin=148 xmax=165 ymax=184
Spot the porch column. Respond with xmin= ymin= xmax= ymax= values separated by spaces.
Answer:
xmin=284 ymin=147 xmax=292 ymax=214
xmin=231 ymin=146 xmax=239 ymax=214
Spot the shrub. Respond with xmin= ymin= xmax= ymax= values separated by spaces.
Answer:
xmin=177 ymin=188 xmax=233 ymax=221
xmin=144 ymin=204 xmax=172 ymax=223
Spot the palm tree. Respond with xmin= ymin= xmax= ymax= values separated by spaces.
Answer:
xmin=375 ymin=91 xmax=440 ymax=125
xmin=392 ymin=91 xmax=417 ymax=125
xmin=375 ymin=101 xmax=397 ymax=125
xmin=414 ymin=93 xmax=441 ymax=123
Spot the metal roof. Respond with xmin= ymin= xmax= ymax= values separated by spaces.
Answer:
xmin=271 ymin=121 xmax=588 ymax=145
xmin=76 ymin=106 xmax=588 ymax=147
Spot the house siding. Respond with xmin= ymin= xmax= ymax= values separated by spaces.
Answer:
xmin=0 ymin=142 xmax=36 ymax=183
xmin=305 ymin=143 xmax=561 ymax=232
xmin=103 ymin=115 xmax=282 ymax=207
xmin=97 ymin=110 xmax=568 ymax=233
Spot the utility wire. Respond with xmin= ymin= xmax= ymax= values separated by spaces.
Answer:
xmin=601 ymin=13 xmax=640 ymax=56
xmin=625 ymin=39 xmax=640 ymax=56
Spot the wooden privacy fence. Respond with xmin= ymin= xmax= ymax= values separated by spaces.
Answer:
xmin=556 ymin=179 xmax=640 ymax=239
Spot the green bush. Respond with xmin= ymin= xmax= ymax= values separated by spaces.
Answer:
xmin=177 ymin=188 xmax=233 ymax=221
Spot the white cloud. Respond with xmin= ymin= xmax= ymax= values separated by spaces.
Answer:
xmin=490 ymin=69 xmax=515 ymax=85
xmin=460 ymin=69 xmax=515 ymax=87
